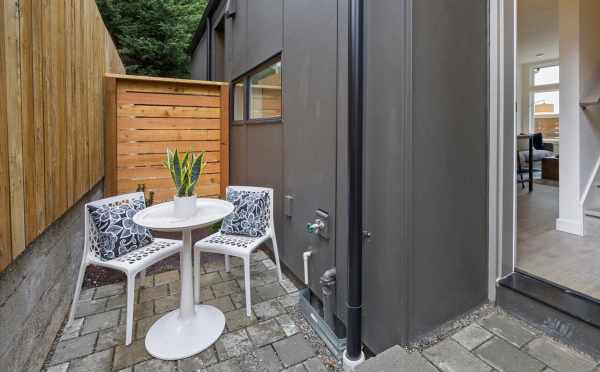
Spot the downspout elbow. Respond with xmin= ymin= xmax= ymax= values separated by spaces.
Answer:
xmin=303 ymin=251 xmax=312 ymax=285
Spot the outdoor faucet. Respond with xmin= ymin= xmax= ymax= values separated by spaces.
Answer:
xmin=306 ymin=219 xmax=325 ymax=235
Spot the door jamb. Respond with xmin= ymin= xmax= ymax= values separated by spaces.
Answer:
xmin=488 ymin=0 xmax=517 ymax=302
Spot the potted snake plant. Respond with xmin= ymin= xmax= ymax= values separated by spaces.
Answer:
xmin=165 ymin=149 xmax=207 ymax=218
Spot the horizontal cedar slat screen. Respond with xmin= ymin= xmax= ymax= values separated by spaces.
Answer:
xmin=105 ymin=74 xmax=230 ymax=204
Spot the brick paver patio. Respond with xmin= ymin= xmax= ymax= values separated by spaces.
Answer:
xmin=43 ymin=250 xmax=339 ymax=372
xmin=358 ymin=311 xmax=600 ymax=372
xmin=43 ymin=249 xmax=600 ymax=372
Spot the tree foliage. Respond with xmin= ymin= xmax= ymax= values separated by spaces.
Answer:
xmin=96 ymin=0 xmax=208 ymax=78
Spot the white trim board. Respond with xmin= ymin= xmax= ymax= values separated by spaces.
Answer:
xmin=556 ymin=217 xmax=584 ymax=236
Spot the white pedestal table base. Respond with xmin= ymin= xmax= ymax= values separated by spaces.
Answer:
xmin=145 ymin=304 xmax=225 ymax=360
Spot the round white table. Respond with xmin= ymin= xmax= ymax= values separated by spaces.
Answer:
xmin=133 ymin=198 xmax=234 ymax=360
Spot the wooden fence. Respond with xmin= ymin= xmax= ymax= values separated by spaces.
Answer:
xmin=104 ymin=74 xmax=229 ymax=203
xmin=0 ymin=0 xmax=125 ymax=271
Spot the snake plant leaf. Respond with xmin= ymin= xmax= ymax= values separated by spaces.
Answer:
xmin=173 ymin=150 xmax=183 ymax=195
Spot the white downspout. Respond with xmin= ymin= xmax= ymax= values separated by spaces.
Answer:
xmin=303 ymin=250 xmax=312 ymax=285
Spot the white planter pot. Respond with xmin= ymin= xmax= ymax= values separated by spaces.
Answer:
xmin=173 ymin=195 xmax=197 ymax=219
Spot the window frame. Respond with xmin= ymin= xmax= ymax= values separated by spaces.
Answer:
xmin=527 ymin=61 xmax=560 ymax=132
xmin=231 ymin=54 xmax=282 ymax=126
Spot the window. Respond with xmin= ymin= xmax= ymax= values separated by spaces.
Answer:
xmin=529 ymin=64 xmax=560 ymax=141
xmin=533 ymin=65 xmax=559 ymax=86
xmin=250 ymin=61 xmax=282 ymax=119
xmin=233 ymin=81 xmax=245 ymax=121
xmin=533 ymin=91 xmax=559 ymax=116
xmin=232 ymin=57 xmax=282 ymax=123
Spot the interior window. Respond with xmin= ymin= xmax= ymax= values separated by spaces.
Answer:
xmin=533 ymin=65 xmax=559 ymax=86
xmin=249 ymin=61 xmax=282 ymax=120
xmin=533 ymin=90 xmax=560 ymax=140
xmin=233 ymin=81 xmax=245 ymax=121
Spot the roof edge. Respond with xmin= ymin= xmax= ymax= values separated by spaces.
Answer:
xmin=188 ymin=0 xmax=223 ymax=55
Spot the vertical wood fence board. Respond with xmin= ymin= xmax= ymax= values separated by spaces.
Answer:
xmin=65 ymin=0 xmax=74 ymax=206
xmin=104 ymin=76 xmax=118 ymax=196
xmin=4 ymin=0 xmax=26 ymax=257
xmin=31 ymin=0 xmax=46 ymax=238
xmin=220 ymin=85 xmax=230 ymax=198
xmin=107 ymin=75 xmax=229 ymax=203
xmin=0 ymin=0 xmax=12 ymax=270
xmin=18 ymin=0 xmax=34 ymax=244
xmin=0 ymin=0 xmax=124 ymax=270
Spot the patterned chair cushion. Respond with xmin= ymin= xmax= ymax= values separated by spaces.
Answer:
xmin=88 ymin=196 xmax=153 ymax=260
xmin=220 ymin=189 xmax=270 ymax=237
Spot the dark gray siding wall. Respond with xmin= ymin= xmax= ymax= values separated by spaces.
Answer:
xmin=363 ymin=0 xmax=412 ymax=350
xmin=191 ymin=34 xmax=208 ymax=80
xmin=190 ymin=0 xmax=489 ymax=353
xmin=282 ymin=0 xmax=338 ymax=296
xmin=411 ymin=0 xmax=488 ymax=339
xmin=363 ymin=0 xmax=488 ymax=351
xmin=210 ymin=1 xmax=227 ymax=80
xmin=190 ymin=0 xmax=288 ymax=271
xmin=247 ymin=0 xmax=283 ymax=70
xmin=228 ymin=0 xmax=248 ymax=79
xmin=335 ymin=0 xmax=349 ymax=322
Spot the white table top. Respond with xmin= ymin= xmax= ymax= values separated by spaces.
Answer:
xmin=133 ymin=198 xmax=234 ymax=232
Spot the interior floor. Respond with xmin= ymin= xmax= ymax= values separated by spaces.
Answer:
xmin=516 ymin=183 xmax=600 ymax=300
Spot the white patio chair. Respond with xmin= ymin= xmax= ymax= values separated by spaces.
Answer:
xmin=193 ymin=186 xmax=282 ymax=317
xmin=67 ymin=192 xmax=183 ymax=345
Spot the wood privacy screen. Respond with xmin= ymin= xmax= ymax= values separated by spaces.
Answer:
xmin=0 ymin=0 xmax=125 ymax=271
xmin=104 ymin=74 xmax=229 ymax=203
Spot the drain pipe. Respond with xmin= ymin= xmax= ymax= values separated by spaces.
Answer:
xmin=343 ymin=0 xmax=365 ymax=370
xmin=320 ymin=268 xmax=337 ymax=330
xmin=303 ymin=250 xmax=312 ymax=285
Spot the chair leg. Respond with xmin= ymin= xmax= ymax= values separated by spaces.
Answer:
xmin=194 ymin=248 xmax=201 ymax=304
xmin=244 ymin=257 xmax=252 ymax=317
xmin=271 ymin=234 xmax=283 ymax=283
xmin=139 ymin=269 xmax=146 ymax=287
xmin=67 ymin=259 xmax=88 ymax=325
xmin=125 ymin=273 xmax=135 ymax=345
xmin=225 ymin=255 xmax=231 ymax=273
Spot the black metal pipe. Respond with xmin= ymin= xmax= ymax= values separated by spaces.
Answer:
xmin=346 ymin=0 xmax=364 ymax=361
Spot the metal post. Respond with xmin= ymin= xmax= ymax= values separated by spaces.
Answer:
xmin=343 ymin=0 xmax=365 ymax=369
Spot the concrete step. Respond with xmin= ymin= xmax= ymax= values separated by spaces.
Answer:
xmin=497 ymin=281 xmax=600 ymax=359
xmin=356 ymin=345 xmax=437 ymax=372
xmin=584 ymin=208 xmax=600 ymax=218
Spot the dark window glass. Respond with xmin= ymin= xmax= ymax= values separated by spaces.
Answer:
xmin=233 ymin=81 xmax=245 ymax=121
xmin=249 ymin=61 xmax=282 ymax=119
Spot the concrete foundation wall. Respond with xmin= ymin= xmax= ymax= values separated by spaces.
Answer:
xmin=0 ymin=183 xmax=103 ymax=371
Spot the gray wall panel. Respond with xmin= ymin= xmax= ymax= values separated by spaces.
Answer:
xmin=229 ymin=0 xmax=248 ymax=79
xmin=246 ymin=124 xmax=284 ymax=240
xmin=335 ymin=0 xmax=349 ymax=322
xmin=211 ymin=1 xmax=227 ymax=81
xmin=364 ymin=0 xmax=412 ymax=351
xmin=230 ymin=125 xmax=248 ymax=185
xmin=191 ymin=34 xmax=208 ymax=80
xmin=247 ymin=0 xmax=283 ymax=68
xmin=411 ymin=0 xmax=488 ymax=338
xmin=283 ymin=0 xmax=338 ymax=294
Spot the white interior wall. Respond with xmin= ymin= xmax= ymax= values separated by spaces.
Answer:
xmin=578 ymin=0 xmax=600 ymax=200
xmin=557 ymin=0 xmax=582 ymax=234
xmin=557 ymin=0 xmax=600 ymax=234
